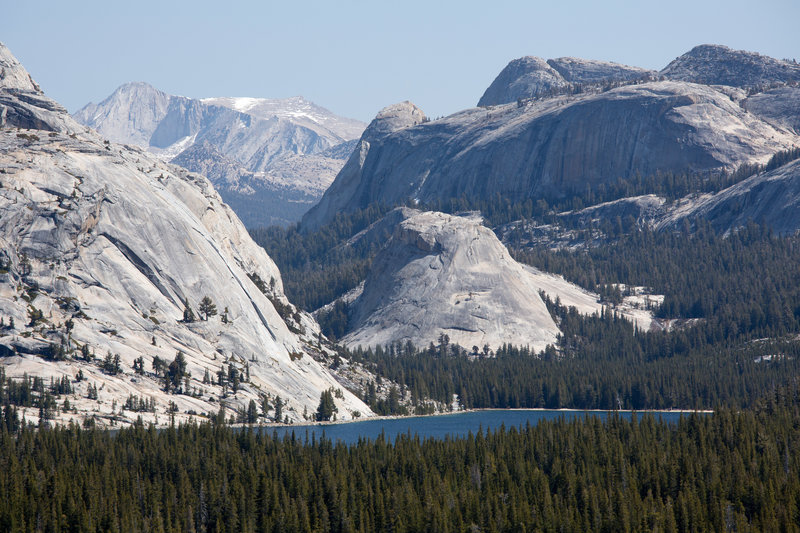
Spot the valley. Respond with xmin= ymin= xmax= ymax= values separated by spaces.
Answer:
xmin=2 ymin=24 xmax=800 ymax=531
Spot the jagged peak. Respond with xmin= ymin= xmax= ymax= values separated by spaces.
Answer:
xmin=361 ymin=101 xmax=427 ymax=141
xmin=0 ymin=41 xmax=41 ymax=92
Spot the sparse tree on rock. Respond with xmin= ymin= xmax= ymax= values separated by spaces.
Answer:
xmin=166 ymin=351 xmax=189 ymax=393
xmin=198 ymin=296 xmax=217 ymax=321
xmin=182 ymin=299 xmax=196 ymax=323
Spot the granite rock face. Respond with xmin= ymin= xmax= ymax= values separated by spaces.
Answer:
xmin=478 ymin=55 xmax=654 ymax=106
xmin=0 ymin=43 xmax=370 ymax=426
xmin=0 ymin=42 xmax=40 ymax=92
xmin=743 ymin=87 xmax=800 ymax=133
xmin=304 ymin=82 xmax=799 ymax=230
xmin=342 ymin=210 xmax=560 ymax=352
xmin=548 ymin=57 xmax=655 ymax=84
xmin=661 ymin=44 xmax=800 ymax=88
xmin=74 ymin=83 xmax=365 ymax=226
xmin=665 ymin=158 xmax=800 ymax=236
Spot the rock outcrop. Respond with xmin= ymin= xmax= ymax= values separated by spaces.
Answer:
xmin=341 ymin=210 xmax=561 ymax=352
xmin=661 ymin=44 xmax=800 ymax=88
xmin=0 ymin=42 xmax=370 ymax=426
xmin=303 ymin=82 xmax=799 ymax=230
xmin=664 ymin=158 xmax=800 ymax=236
xmin=478 ymin=55 xmax=654 ymax=106
xmin=744 ymin=87 xmax=800 ymax=133
xmin=74 ymin=83 xmax=365 ymax=226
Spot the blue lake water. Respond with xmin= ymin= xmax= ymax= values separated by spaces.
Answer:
xmin=264 ymin=409 xmax=701 ymax=445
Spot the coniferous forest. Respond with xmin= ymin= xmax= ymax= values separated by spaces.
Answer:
xmin=1 ymin=387 xmax=799 ymax=532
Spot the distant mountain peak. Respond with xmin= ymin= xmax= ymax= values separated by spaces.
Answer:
xmin=72 ymin=83 xmax=366 ymax=226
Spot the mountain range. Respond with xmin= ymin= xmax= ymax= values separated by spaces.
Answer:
xmin=303 ymin=45 xmax=800 ymax=233
xmin=294 ymin=44 xmax=800 ymax=350
xmin=74 ymin=82 xmax=365 ymax=227
xmin=4 ymin=40 xmax=800 ymax=426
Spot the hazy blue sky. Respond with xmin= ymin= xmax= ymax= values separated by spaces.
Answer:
xmin=3 ymin=0 xmax=798 ymax=122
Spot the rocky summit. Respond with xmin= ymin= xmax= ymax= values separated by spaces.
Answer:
xmin=661 ymin=44 xmax=800 ymax=88
xmin=0 ymin=42 xmax=370 ymax=427
xmin=74 ymin=83 xmax=365 ymax=227
xmin=478 ymin=56 xmax=654 ymax=106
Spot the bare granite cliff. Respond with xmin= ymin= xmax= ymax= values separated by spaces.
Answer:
xmin=0 ymin=42 xmax=370 ymax=426
xmin=342 ymin=210 xmax=560 ymax=352
xmin=303 ymin=82 xmax=799 ymax=230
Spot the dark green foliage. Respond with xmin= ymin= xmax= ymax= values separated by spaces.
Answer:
xmin=250 ymin=204 xmax=389 ymax=310
xmin=26 ymin=305 xmax=43 ymax=327
xmin=350 ymin=297 xmax=800 ymax=412
xmin=317 ymin=300 xmax=350 ymax=340
xmin=182 ymin=298 xmax=196 ymax=323
xmin=101 ymin=352 xmax=121 ymax=375
xmin=123 ymin=394 xmax=155 ymax=413
xmin=246 ymin=400 xmax=258 ymax=424
xmin=0 ymin=388 xmax=799 ymax=531
xmin=166 ymin=351 xmax=189 ymax=393
xmin=518 ymin=222 xmax=800 ymax=343
xmin=273 ymin=395 xmax=283 ymax=422
xmin=315 ymin=389 xmax=338 ymax=421
xmin=152 ymin=355 xmax=166 ymax=376
xmin=198 ymin=295 xmax=217 ymax=321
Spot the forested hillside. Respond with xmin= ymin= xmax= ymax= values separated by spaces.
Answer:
xmin=1 ymin=386 xmax=798 ymax=532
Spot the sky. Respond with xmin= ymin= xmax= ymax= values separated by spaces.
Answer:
xmin=2 ymin=0 xmax=799 ymax=122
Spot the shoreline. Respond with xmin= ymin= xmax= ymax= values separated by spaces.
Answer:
xmin=258 ymin=406 xmax=714 ymax=429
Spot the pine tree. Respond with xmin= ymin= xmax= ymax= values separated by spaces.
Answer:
xmin=247 ymin=400 xmax=258 ymax=424
xmin=274 ymin=396 xmax=283 ymax=422
xmin=198 ymin=296 xmax=217 ymax=321
xmin=315 ymin=389 xmax=337 ymax=421
xmin=182 ymin=298 xmax=196 ymax=323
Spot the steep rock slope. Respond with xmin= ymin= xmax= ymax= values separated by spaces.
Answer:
xmin=0 ymin=43 xmax=370 ymax=426
xmin=744 ymin=87 xmax=800 ymax=133
xmin=342 ymin=210 xmax=561 ymax=352
xmin=304 ymin=82 xmax=799 ymax=230
xmin=74 ymin=83 xmax=365 ymax=226
xmin=478 ymin=55 xmax=654 ymax=106
xmin=663 ymin=158 xmax=800 ymax=236
xmin=661 ymin=44 xmax=800 ymax=88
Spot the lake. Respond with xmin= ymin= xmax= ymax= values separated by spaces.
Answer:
xmin=264 ymin=409 xmax=702 ymax=445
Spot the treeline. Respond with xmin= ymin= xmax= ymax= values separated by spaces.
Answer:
xmin=1 ymin=388 xmax=800 ymax=531
xmin=347 ymin=299 xmax=800 ymax=412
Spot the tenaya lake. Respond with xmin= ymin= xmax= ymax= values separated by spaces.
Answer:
xmin=263 ymin=409 xmax=706 ymax=445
